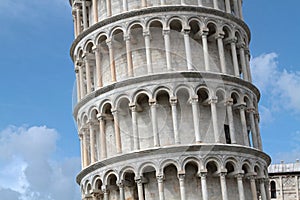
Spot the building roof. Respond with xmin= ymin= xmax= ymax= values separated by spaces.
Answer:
xmin=269 ymin=160 xmax=300 ymax=174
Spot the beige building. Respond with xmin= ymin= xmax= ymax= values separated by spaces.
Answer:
xmin=269 ymin=161 xmax=300 ymax=200
xmin=68 ymin=0 xmax=271 ymax=199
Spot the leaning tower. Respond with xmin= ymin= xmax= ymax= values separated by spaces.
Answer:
xmin=69 ymin=0 xmax=271 ymax=199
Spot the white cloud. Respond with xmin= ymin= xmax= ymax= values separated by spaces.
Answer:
xmin=251 ymin=53 xmax=300 ymax=114
xmin=0 ymin=126 xmax=81 ymax=200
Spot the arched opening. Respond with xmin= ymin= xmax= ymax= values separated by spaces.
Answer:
xmin=231 ymin=92 xmax=242 ymax=145
xmin=149 ymin=20 xmax=165 ymax=73
xmin=129 ymin=24 xmax=146 ymax=76
xmin=90 ymin=109 xmax=99 ymax=161
xmin=188 ymin=20 xmax=204 ymax=71
xmin=112 ymin=29 xmax=127 ymax=81
xmin=107 ymin=174 xmax=119 ymax=199
xmin=163 ymin=164 xmax=180 ymax=199
xmin=206 ymin=160 xmax=221 ymax=199
xmin=123 ymin=171 xmax=138 ymax=199
xmin=207 ymin=22 xmax=219 ymax=72
xmin=244 ymin=96 xmax=252 ymax=147
xmin=143 ymin=166 xmax=158 ymax=199
xmin=102 ymin=103 xmax=116 ymax=157
xmin=270 ymin=180 xmax=277 ymax=198
xmin=156 ymin=90 xmax=173 ymax=146
xmin=136 ymin=93 xmax=152 ymax=149
xmin=83 ymin=115 xmax=91 ymax=165
xmin=185 ymin=162 xmax=201 ymax=199
xmin=235 ymin=31 xmax=244 ymax=78
xmin=97 ymin=35 xmax=110 ymax=86
xmin=118 ymin=98 xmax=132 ymax=153
xmin=169 ymin=19 xmax=185 ymax=71
xmin=197 ymin=88 xmax=212 ymax=142
xmin=176 ymin=88 xmax=194 ymax=144
xmin=225 ymin=161 xmax=239 ymax=199
xmin=223 ymin=26 xmax=235 ymax=75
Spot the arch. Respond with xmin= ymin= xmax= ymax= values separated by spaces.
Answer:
xmin=88 ymin=106 xmax=99 ymax=120
xmin=153 ymin=86 xmax=172 ymax=100
xmin=146 ymin=18 xmax=164 ymax=30
xmin=132 ymin=89 xmax=152 ymax=104
xmin=114 ymin=94 xmax=131 ymax=108
xmin=159 ymin=159 xmax=181 ymax=173
xmin=127 ymin=21 xmax=145 ymax=34
xmin=99 ymin=100 xmax=113 ymax=114
xmin=167 ymin=16 xmax=185 ymax=31
xmin=241 ymin=161 xmax=252 ymax=174
xmin=83 ymin=40 xmax=95 ymax=53
xmin=92 ymin=175 xmax=103 ymax=190
xmin=95 ymin=32 xmax=109 ymax=45
xmin=138 ymin=162 xmax=158 ymax=176
xmin=103 ymin=170 xmax=119 ymax=185
xmin=174 ymin=84 xmax=193 ymax=99
xmin=230 ymin=90 xmax=241 ymax=104
xmin=224 ymin=159 xmax=237 ymax=174
xmin=109 ymin=26 xmax=126 ymax=38
xmin=119 ymin=166 xmax=137 ymax=180
xmin=270 ymin=180 xmax=277 ymax=198
xmin=85 ymin=182 xmax=92 ymax=195
xmin=182 ymin=157 xmax=201 ymax=173
xmin=216 ymin=88 xmax=226 ymax=103
xmin=204 ymin=157 xmax=221 ymax=173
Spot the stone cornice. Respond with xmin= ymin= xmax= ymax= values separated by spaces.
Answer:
xmin=76 ymin=144 xmax=271 ymax=184
xmin=69 ymin=6 xmax=250 ymax=60
xmin=73 ymin=72 xmax=260 ymax=118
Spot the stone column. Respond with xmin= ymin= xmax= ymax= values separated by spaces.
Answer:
xmin=93 ymin=45 xmax=103 ymax=89
xmin=210 ymin=97 xmax=220 ymax=143
xmin=181 ymin=0 xmax=185 ymax=5
xmin=106 ymin=39 xmax=116 ymax=82
xmin=254 ymin=113 xmax=263 ymax=150
xmin=201 ymin=29 xmax=210 ymax=71
xmin=141 ymin=0 xmax=147 ymax=7
xmin=178 ymin=174 xmax=186 ymax=200
xmin=245 ymin=48 xmax=252 ymax=82
xmin=199 ymin=172 xmax=208 ymax=200
xmin=75 ymin=67 xmax=81 ymax=101
xmin=112 ymin=109 xmax=122 ymax=154
xmin=216 ymin=32 xmax=226 ymax=74
xmin=75 ymin=7 xmax=81 ymax=35
xmin=213 ymin=0 xmax=219 ymax=9
xmin=247 ymin=107 xmax=259 ymax=148
xmin=78 ymin=60 xmax=86 ymax=97
xmin=160 ymin=0 xmax=166 ymax=5
xmin=72 ymin=11 xmax=78 ymax=37
xmin=226 ymin=98 xmax=236 ymax=144
xmin=279 ymin=176 xmax=283 ymax=200
xmin=183 ymin=29 xmax=193 ymax=70
xmin=198 ymin=0 xmax=203 ymax=6
xmin=157 ymin=175 xmax=165 ymax=200
xmin=84 ymin=55 xmax=92 ymax=94
xmin=237 ymin=0 xmax=243 ymax=19
xmin=102 ymin=187 xmax=109 ymax=200
xmin=238 ymin=43 xmax=249 ymax=81
xmin=89 ymin=121 xmax=97 ymax=164
xmin=259 ymin=179 xmax=267 ymax=200
xmin=233 ymin=0 xmax=239 ymax=17
xmin=82 ymin=0 xmax=88 ymax=30
xmin=236 ymin=174 xmax=245 ymax=200
xmin=170 ymin=98 xmax=180 ymax=144
xmin=97 ymin=114 xmax=107 ymax=159
xmin=129 ymin=104 xmax=140 ymax=150
xmin=191 ymin=96 xmax=201 ymax=143
xmin=106 ymin=0 xmax=112 ymax=17
xmin=143 ymin=31 xmax=153 ymax=74
xmin=118 ymin=182 xmax=125 ymax=200
xmin=123 ymin=0 xmax=128 ymax=11
xmin=79 ymin=133 xmax=84 ymax=168
xmin=136 ymin=179 xmax=145 ymax=200
xmin=296 ymin=176 xmax=299 ymax=200
xmin=125 ymin=35 xmax=134 ymax=77
xmin=237 ymin=103 xmax=249 ymax=146
xmin=225 ymin=0 xmax=231 ymax=13
xmin=92 ymin=0 xmax=98 ymax=23
xmin=219 ymin=172 xmax=229 ymax=200
xmin=82 ymin=127 xmax=89 ymax=167
xmin=249 ymin=176 xmax=257 ymax=200
xmin=228 ymin=38 xmax=240 ymax=77
xmin=150 ymin=99 xmax=160 ymax=147
xmin=163 ymin=29 xmax=172 ymax=71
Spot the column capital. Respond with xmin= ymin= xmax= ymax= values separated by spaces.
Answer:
xmin=87 ymin=119 xmax=99 ymax=127
xmin=181 ymin=28 xmax=190 ymax=35
xmin=198 ymin=169 xmax=208 ymax=177
xmin=157 ymin=175 xmax=165 ymax=182
xmin=162 ymin=29 xmax=170 ymax=36
xmin=235 ymin=173 xmax=244 ymax=179
xmin=124 ymin=34 xmax=131 ymax=41
xmin=209 ymin=97 xmax=218 ymax=104
xmin=200 ymin=28 xmax=209 ymax=36
xmin=143 ymin=30 xmax=151 ymax=37
xmin=170 ymin=97 xmax=178 ymax=105
xmin=129 ymin=103 xmax=138 ymax=112
xmin=178 ymin=173 xmax=185 ymax=180
xmin=233 ymin=102 xmax=247 ymax=110
xmin=92 ymin=44 xmax=101 ymax=52
xmin=224 ymin=36 xmax=237 ymax=45
xmin=135 ymin=176 xmax=148 ymax=184
xmin=246 ymin=107 xmax=256 ymax=113
xmin=75 ymin=59 xmax=84 ymax=66
xmin=237 ymin=42 xmax=246 ymax=49
xmin=149 ymin=99 xmax=157 ymax=106
xmin=215 ymin=31 xmax=225 ymax=39
xmin=75 ymin=67 xmax=79 ymax=73
xmin=96 ymin=113 xmax=106 ymax=121
xmin=190 ymin=96 xmax=199 ymax=104
xmin=225 ymin=98 xmax=234 ymax=106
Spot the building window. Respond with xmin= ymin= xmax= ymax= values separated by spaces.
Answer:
xmin=271 ymin=180 xmax=277 ymax=198
xmin=224 ymin=124 xmax=231 ymax=144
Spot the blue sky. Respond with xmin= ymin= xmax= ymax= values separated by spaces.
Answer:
xmin=0 ymin=0 xmax=299 ymax=199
